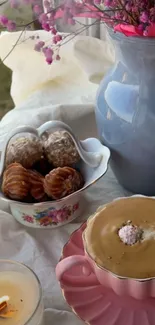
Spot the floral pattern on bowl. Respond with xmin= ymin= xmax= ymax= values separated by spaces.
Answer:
xmin=9 ymin=192 xmax=82 ymax=228
xmin=22 ymin=202 xmax=79 ymax=227
xmin=22 ymin=203 xmax=79 ymax=227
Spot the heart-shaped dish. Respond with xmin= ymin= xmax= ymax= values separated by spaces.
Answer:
xmin=0 ymin=121 xmax=110 ymax=228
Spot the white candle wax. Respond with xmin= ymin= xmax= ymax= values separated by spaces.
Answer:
xmin=0 ymin=271 xmax=44 ymax=325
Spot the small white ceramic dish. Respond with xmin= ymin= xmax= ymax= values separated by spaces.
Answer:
xmin=0 ymin=121 xmax=110 ymax=228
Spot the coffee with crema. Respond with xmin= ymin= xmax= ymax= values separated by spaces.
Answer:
xmin=84 ymin=197 xmax=155 ymax=279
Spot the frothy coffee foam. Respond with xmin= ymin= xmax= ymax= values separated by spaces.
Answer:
xmin=84 ymin=197 xmax=155 ymax=279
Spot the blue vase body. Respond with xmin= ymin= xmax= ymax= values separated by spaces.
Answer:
xmin=95 ymin=30 xmax=155 ymax=195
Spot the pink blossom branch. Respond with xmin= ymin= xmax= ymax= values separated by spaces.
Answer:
xmin=1 ymin=0 xmax=155 ymax=64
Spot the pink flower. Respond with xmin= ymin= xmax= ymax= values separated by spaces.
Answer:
xmin=140 ymin=11 xmax=149 ymax=23
xmin=94 ymin=0 xmax=101 ymax=4
xmin=137 ymin=24 xmax=144 ymax=32
xmin=7 ymin=20 xmax=16 ymax=31
xmin=73 ymin=203 xmax=79 ymax=212
xmin=54 ymin=208 xmax=69 ymax=222
xmin=23 ymin=215 xmax=34 ymax=223
xmin=10 ymin=0 xmax=19 ymax=9
xmin=114 ymin=12 xmax=122 ymax=20
xmin=0 ymin=15 xmax=8 ymax=27
xmin=47 ymin=206 xmax=71 ymax=223
xmin=51 ymin=27 xmax=57 ymax=35
xmin=44 ymin=47 xmax=53 ymax=64
xmin=44 ymin=47 xmax=53 ymax=56
xmin=42 ymin=22 xmax=50 ymax=31
xmin=143 ymin=29 xmax=148 ymax=36
xmin=125 ymin=3 xmax=131 ymax=11
xmin=39 ymin=13 xmax=48 ymax=23
xmin=33 ymin=5 xmax=42 ymax=14
xmin=46 ymin=57 xmax=53 ymax=64
xmin=104 ymin=0 xmax=112 ymax=6
xmin=34 ymin=41 xmax=45 ymax=52
xmin=53 ymin=36 xmax=57 ymax=44
xmin=42 ymin=46 xmax=48 ymax=54
xmin=55 ymin=34 xmax=62 ymax=42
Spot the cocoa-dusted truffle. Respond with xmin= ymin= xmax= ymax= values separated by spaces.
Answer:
xmin=2 ymin=163 xmax=30 ymax=200
xmin=28 ymin=170 xmax=45 ymax=201
xmin=6 ymin=136 xmax=43 ymax=169
xmin=43 ymin=131 xmax=80 ymax=167
xmin=44 ymin=167 xmax=84 ymax=199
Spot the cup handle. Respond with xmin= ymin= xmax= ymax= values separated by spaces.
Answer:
xmin=0 ymin=126 xmax=38 ymax=176
xmin=38 ymin=120 xmax=102 ymax=168
xmin=56 ymin=255 xmax=92 ymax=281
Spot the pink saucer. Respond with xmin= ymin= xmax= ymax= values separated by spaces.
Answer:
xmin=59 ymin=223 xmax=155 ymax=325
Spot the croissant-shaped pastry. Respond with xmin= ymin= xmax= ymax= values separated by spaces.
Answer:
xmin=2 ymin=163 xmax=30 ymax=200
xmin=28 ymin=170 xmax=45 ymax=201
xmin=44 ymin=167 xmax=84 ymax=199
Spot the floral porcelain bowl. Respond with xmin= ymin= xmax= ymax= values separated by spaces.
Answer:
xmin=0 ymin=121 xmax=110 ymax=228
xmin=56 ymin=195 xmax=155 ymax=299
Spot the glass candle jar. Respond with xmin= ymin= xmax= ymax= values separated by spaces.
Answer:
xmin=0 ymin=260 xmax=44 ymax=325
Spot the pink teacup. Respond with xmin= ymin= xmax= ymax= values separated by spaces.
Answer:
xmin=56 ymin=195 xmax=155 ymax=300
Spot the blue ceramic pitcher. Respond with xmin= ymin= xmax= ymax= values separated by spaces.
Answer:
xmin=95 ymin=29 xmax=155 ymax=195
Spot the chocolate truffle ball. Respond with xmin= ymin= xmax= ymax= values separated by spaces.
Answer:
xmin=43 ymin=130 xmax=80 ymax=167
xmin=2 ymin=163 xmax=30 ymax=200
xmin=44 ymin=167 xmax=84 ymax=200
xmin=6 ymin=136 xmax=43 ymax=169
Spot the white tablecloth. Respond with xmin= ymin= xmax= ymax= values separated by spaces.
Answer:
xmin=0 ymin=30 xmax=129 ymax=324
